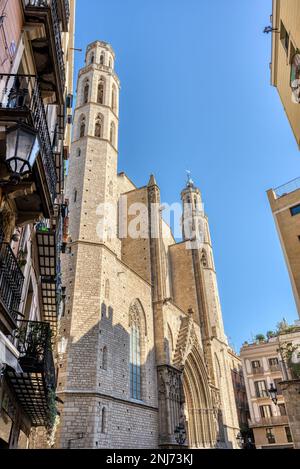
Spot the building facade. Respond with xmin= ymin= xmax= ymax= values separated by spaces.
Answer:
xmin=240 ymin=327 xmax=300 ymax=449
xmin=271 ymin=0 xmax=300 ymax=149
xmin=267 ymin=181 xmax=300 ymax=318
xmin=0 ymin=0 xmax=75 ymax=449
xmin=55 ymin=40 xmax=240 ymax=450
xmin=228 ymin=349 xmax=251 ymax=443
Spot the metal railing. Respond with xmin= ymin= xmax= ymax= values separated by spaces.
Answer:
xmin=64 ymin=0 xmax=70 ymax=22
xmin=269 ymin=364 xmax=281 ymax=373
xmin=0 ymin=242 xmax=24 ymax=324
xmin=15 ymin=320 xmax=55 ymax=390
xmin=274 ymin=177 xmax=300 ymax=198
xmin=24 ymin=0 xmax=66 ymax=88
xmin=249 ymin=415 xmax=289 ymax=428
xmin=252 ymin=367 xmax=264 ymax=375
xmin=0 ymin=74 xmax=57 ymax=202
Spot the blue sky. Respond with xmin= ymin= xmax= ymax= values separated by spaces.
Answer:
xmin=73 ymin=0 xmax=300 ymax=351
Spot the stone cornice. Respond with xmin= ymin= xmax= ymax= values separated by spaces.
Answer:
xmin=56 ymin=390 xmax=158 ymax=412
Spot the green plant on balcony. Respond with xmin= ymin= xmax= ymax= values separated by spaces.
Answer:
xmin=255 ymin=334 xmax=266 ymax=343
xmin=17 ymin=249 xmax=27 ymax=269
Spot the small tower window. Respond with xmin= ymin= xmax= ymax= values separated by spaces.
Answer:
xmin=74 ymin=190 xmax=77 ymax=203
xmin=97 ymin=78 xmax=105 ymax=104
xmin=110 ymin=121 xmax=116 ymax=146
xmin=83 ymin=80 xmax=89 ymax=104
xmin=100 ymin=53 xmax=105 ymax=65
xmin=90 ymin=53 xmax=95 ymax=64
xmin=109 ymin=57 xmax=112 ymax=68
xmin=101 ymin=407 xmax=107 ymax=433
xmin=201 ymin=250 xmax=208 ymax=268
xmin=79 ymin=115 xmax=86 ymax=138
xmin=95 ymin=114 xmax=104 ymax=138
xmin=105 ymin=279 xmax=110 ymax=300
xmin=76 ymin=148 xmax=81 ymax=158
xmin=111 ymin=84 xmax=117 ymax=113
xmin=102 ymin=346 xmax=108 ymax=370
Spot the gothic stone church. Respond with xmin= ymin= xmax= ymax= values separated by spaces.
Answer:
xmin=56 ymin=41 xmax=239 ymax=449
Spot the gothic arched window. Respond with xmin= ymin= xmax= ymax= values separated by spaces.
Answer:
xmin=79 ymin=115 xmax=86 ymax=138
xmin=110 ymin=121 xmax=116 ymax=146
xmin=90 ymin=53 xmax=95 ymax=64
xmin=102 ymin=346 xmax=108 ymax=370
xmin=83 ymin=80 xmax=89 ymax=104
xmin=111 ymin=85 xmax=117 ymax=113
xmin=130 ymin=321 xmax=141 ymax=400
xmin=97 ymin=78 xmax=105 ymax=104
xmin=100 ymin=53 xmax=105 ymax=65
xmin=101 ymin=407 xmax=107 ymax=433
xmin=129 ymin=300 xmax=146 ymax=401
xmin=95 ymin=114 xmax=104 ymax=138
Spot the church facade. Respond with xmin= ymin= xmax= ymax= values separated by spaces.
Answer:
xmin=55 ymin=41 xmax=239 ymax=449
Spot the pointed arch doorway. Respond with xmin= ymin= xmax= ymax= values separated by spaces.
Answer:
xmin=182 ymin=349 xmax=216 ymax=448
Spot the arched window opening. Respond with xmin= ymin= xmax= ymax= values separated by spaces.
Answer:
xmin=130 ymin=322 xmax=141 ymax=400
xmin=111 ymin=85 xmax=117 ymax=113
xmin=101 ymin=407 xmax=107 ymax=433
xmin=83 ymin=80 xmax=89 ymax=104
xmin=79 ymin=115 xmax=86 ymax=138
xmin=110 ymin=121 xmax=116 ymax=146
xmin=95 ymin=114 xmax=103 ymax=138
xmin=105 ymin=279 xmax=110 ymax=300
xmin=100 ymin=53 xmax=105 ymax=65
xmin=97 ymin=78 xmax=105 ymax=104
xmin=90 ymin=53 xmax=95 ymax=64
xmin=102 ymin=346 xmax=108 ymax=370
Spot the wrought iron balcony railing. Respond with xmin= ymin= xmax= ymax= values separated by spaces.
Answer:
xmin=0 ymin=241 xmax=24 ymax=330
xmin=7 ymin=320 xmax=56 ymax=427
xmin=249 ymin=415 xmax=289 ymax=428
xmin=24 ymin=0 xmax=66 ymax=89
xmin=0 ymin=74 xmax=57 ymax=202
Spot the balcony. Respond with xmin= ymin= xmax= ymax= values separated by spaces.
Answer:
xmin=22 ymin=0 xmax=66 ymax=103
xmin=0 ymin=74 xmax=57 ymax=217
xmin=0 ymin=239 xmax=24 ymax=335
xmin=269 ymin=364 xmax=281 ymax=373
xmin=57 ymin=0 xmax=70 ymax=31
xmin=252 ymin=367 xmax=264 ymax=375
xmin=249 ymin=415 xmax=289 ymax=428
xmin=6 ymin=321 xmax=56 ymax=427
xmin=36 ymin=221 xmax=63 ymax=334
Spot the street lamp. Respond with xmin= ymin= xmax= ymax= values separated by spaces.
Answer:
xmin=268 ymin=383 xmax=278 ymax=405
xmin=174 ymin=422 xmax=187 ymax=446
xmin=236 ymin=432 xmax=244 ymax=449
xmin=3 ymin=123 xmax=39 ymax=182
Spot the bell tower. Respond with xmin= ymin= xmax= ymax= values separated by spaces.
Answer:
xmin=68 ymin=40 xmax=120 ymax=254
